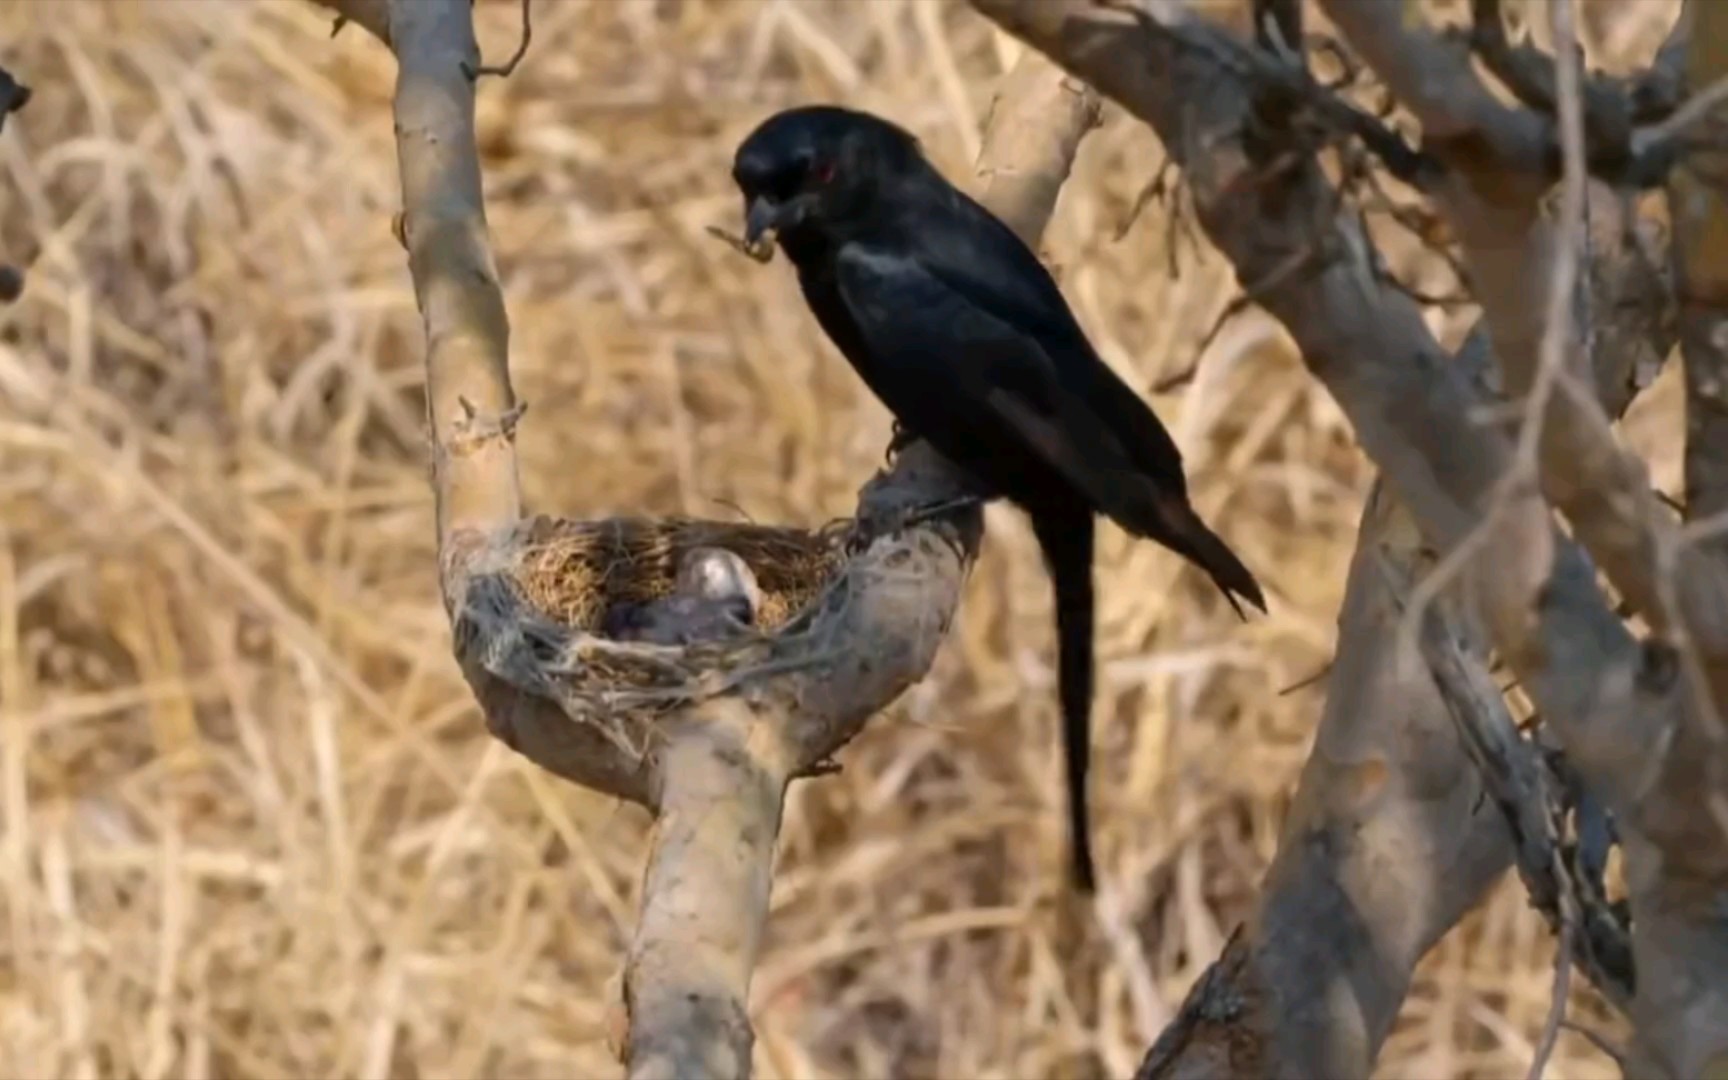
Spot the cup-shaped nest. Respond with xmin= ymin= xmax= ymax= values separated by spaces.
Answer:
xmin=511 ymin=515 xmax=846 ymax=634
xmin=453 ymin=514 xmax=853 ymax=739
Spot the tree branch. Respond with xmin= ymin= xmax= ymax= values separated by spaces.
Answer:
xmin=1313 ymin=23 xmax=1728 ymax=1068
xmin=1139 ymin=479 xmax=1513 ymax=1077
xmin=1318 ymin=0 xmax=1728 ymax=672
xmin=1676 ymin=0 xmax=1728 ymax=537
xmin=306 ymin=8 xmax=1101 ymax=1073
xmin=969 ymin=0 xmax=1678 ymax=811
xmin=966 ymin=0 xmax=1702 ymax=1070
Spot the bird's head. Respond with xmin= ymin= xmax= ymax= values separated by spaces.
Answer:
xmin=732 ymin=105 xmax=922 ymax=248
xmin=673 ymin=546 xmax=762 ymax=625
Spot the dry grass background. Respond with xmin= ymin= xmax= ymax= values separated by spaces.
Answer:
xmin=0 ymin=0 xmax=1688 ymax=1077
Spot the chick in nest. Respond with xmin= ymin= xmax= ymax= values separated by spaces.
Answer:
xmin=601 ymin=546 xmax=764 ymax=647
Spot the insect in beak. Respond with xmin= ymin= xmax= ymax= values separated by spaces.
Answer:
xmin=744 ymin=196 xmax=782 ymax=246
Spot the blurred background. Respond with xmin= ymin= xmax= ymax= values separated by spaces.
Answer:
xmin=0 ymin=1 xmax=1685 ymax=1076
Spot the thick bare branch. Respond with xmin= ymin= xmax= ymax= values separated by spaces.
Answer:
xmin=1676 ymin=0 xmax=1728 ymax=535
xmin=968 ymin=0 xmax=1678 ymax=808
xmin=966 ymin=0 xmax=1709 ymax=1069
xmin=975 ymin=51 xmax=1101 ymax=246
xmin=624 ymin=701 xmax=783 ymax=1080
xmin=1139 ymin=480 xmax=1513 ymax=1077
xmin=1318 ymin=0 xmax=1728 ymax=667
xmin=365 ymin=37 xmax=1088 ymax=1076
xmin=308 ymin=4 xmax=1098 ymax=1076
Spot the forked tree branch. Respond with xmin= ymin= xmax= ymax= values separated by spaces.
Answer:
xmin=1317 ymin=3 xmax=1728 ymax=1072
xmin=965 ymin=0 xmax=1681 ymax=825
xmin=309 ymin=6 xmax=1100 ymax=1074
xmin=1319 ymin=0 xmax=1728 ymax=674
xmin=1139 ymin=474 xmax=1513 ymax=1077
xmin=966 ymin=0 xmax=1695 ymax=1072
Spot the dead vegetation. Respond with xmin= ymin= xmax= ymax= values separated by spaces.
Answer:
xmin=0 ymin=1 xmax=1695 ymax=1077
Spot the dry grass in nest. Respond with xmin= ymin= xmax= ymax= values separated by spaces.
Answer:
xmin=510 ymin=515 xmax=844 ymax=635
xmin=467 ymin=514 xmax=848 ymax=743
xmin=0 ymin=0 xmax=1681 ymax=1077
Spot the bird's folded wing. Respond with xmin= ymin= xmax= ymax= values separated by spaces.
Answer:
xmin=835 ymin=246 xmax=1144 ymax=514
xmin=911 ymin=200 xmax=1189 ymax=489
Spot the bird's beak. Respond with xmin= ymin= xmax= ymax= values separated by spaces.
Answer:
xmin=744 ymin=197 xmax=782 ymax=246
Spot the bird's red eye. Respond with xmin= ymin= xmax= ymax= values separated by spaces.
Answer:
xmin=815 ymin=160 xmax=837 ymax=184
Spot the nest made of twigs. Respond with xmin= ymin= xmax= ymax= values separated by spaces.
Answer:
xmin=455 ymin=514 xmax=853 ymax=735
xmin=512 ymin=515 xmax=845 ymax=634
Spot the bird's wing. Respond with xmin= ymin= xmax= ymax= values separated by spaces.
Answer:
xmin=906 ymin=192 xmax=1189 ymax=490
xmin=834 ymin=245 xmax=1145 ymax=515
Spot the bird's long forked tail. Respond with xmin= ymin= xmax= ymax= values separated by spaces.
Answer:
xmin=1032 ymin=512 xmax=1098 ymax=894
xmin=1154 ymin=495 xmax=1266 ymax=620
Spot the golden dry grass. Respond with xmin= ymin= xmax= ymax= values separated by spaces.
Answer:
xmin=0 ymin=1 xmax=1680 ymax=1076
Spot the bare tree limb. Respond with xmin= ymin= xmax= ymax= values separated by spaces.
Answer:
xmin=1312 ymin=12 xmax=1728 ymax=1071
xmin=1418 ymin=592 xmax=1634 ymax=1011
xmin=305 ymin=8 xmax=1102 ymax=1073
xmin=624 ymin=700 xmax=781 ymax=1080
xmin=1318 ymin=0 xmax=1728 ymax=670
xmin=964 ymin=0 xmax=1712 ymax=1071
xmin=1138 ymin=480 xmax=1513 ymax=1077
xmin=975 ymin=53 xmax=1102 ymax=247
xmin=1676 ymin=0 xmax=1728 ymax=538
xmin=968 ymin=0 xmax=1680 ymax=816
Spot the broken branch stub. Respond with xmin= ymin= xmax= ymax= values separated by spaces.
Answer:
xmin=308 ymin=4 xmax=1102 ymax=1075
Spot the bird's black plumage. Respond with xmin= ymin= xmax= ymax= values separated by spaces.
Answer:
xmin=733 ymin=105 xmax=1266 ymax=892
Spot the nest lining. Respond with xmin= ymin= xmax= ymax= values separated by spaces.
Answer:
xmin=457 ymin=515 xmax=855 ymax=736
xmin=510 ymin=515 xmax=847 ymax=632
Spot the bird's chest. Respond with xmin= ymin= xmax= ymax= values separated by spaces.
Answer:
xmin=794 ymin=266 xmax=886 ymax=382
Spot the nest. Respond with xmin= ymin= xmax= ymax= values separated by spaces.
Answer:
xmin=455 ymin=514 xmax=854 ymax=737
xmin=511 ymin=515 xmax=846 ymax=633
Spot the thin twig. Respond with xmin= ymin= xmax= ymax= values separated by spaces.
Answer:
xmin=1632 ymin=74 xmax=1728 ymax=160
xmin=1559 ymin=1019 xmax=1627 ymax=1069
xmin=1277 ymin=660 xmax=1331 ymax=696
xmin=1527 ymin=920 xmax=1574 ymax=1080
xmin=464 ymin=0 xmax=532 ymax=80
xmin=1155 ymin=240 xmax=1330 ymax=393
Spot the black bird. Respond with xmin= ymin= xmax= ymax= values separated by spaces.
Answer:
xmin=732 ymin=105 xmax=1265 ymax=892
